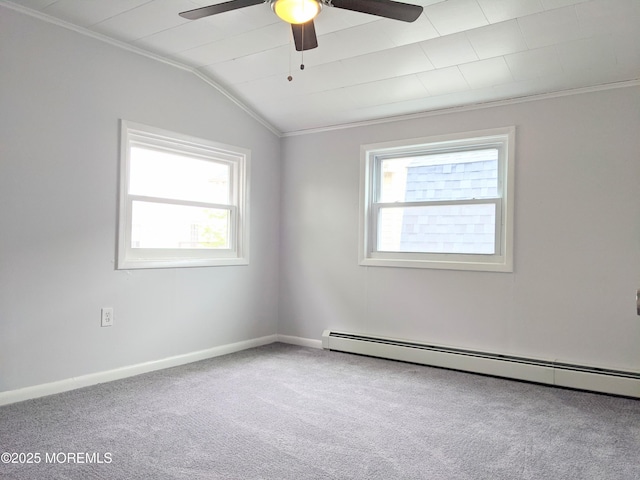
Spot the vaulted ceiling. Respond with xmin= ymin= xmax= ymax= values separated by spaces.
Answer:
xmin=5 ymin=0 xmax=640 ymax=135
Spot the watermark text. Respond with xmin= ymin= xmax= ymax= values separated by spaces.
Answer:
xmin=1 ymin=452 xmax=112 ymax=465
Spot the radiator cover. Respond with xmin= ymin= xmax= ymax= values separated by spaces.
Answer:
xmin=322 ymin=330 xmax=640 ymax=398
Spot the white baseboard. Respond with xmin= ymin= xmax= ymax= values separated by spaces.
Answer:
xmin=277 ymin=334 xmax=323 ymax=349
xmin=0 ymin=334 xmax=277 ymax=407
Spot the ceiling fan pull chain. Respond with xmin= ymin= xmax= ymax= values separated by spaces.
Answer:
xmin=300 ymin=23 xmax=305 ymax=70
xmin=288 ymin=31 xmax=293 ymax=81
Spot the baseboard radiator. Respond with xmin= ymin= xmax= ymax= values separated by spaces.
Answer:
xmin=322 ymin=330 xmax=640 ymax=398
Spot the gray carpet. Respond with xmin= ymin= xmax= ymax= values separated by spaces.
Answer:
xmin=1 ymin=343 xmax=639 ymax=479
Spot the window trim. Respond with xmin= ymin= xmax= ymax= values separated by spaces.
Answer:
xmin=359 ymin=127 xmax=515 ymax=272
xmin=117 ymin=120 xmax=250 ymax=269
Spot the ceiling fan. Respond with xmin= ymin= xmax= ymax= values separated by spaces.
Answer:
xmin=179 ymin=0 xmax=424 ymax=52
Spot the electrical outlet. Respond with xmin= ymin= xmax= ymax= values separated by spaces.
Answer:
xmin=101 ymin=307 xmax=114 ymax=327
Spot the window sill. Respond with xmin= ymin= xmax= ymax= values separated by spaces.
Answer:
xmin=117 ymin=256 xmax=249 ymax=270
xmin=359 ymin=256 xmax=513 ymax=273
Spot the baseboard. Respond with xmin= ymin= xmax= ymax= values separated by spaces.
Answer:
xmin=277 ymin=334 xmax=323 ymax=349
xmin=0 ymin=334 xmax=277 ymax=407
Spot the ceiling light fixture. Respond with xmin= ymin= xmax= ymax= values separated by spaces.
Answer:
xmin=270 ymin=0 xmax=322 ymax=24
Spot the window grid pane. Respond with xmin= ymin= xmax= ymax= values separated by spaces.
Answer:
xmin=129 ymin=146 xmax=231 ymax=205
xmin=378 ymin=204 xmax=496 ymax=254
xmin=131 ymin=201 xmax=230 ymax=250
xmin=379 ymin=149 xmax=499 ymax=203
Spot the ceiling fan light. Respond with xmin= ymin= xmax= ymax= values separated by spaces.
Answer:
xmin=271 ymin=0 xmax=321 ymax=24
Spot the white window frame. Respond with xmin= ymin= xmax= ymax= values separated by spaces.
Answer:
xmin=359 ymin=127 xmax=515 ymax=272
xmin=117 ymin=120 xmax=250 ymax=269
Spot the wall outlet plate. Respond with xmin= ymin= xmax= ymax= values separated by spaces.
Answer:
xmin=101 ymin=307 xmax=114 ymax=327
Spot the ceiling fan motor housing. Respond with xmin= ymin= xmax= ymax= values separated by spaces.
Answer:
xmin=270 ymin=0 xmax=323 ymax=24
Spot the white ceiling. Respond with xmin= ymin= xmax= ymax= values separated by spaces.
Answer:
xmin=5 ymin=0 xmax=640 ymax=134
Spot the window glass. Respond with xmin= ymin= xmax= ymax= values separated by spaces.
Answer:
xmin=380 ymin=149 xmax=498 ymax=203
xmin=131 ymin=202 xmax=230 ymax=250
xmin=129 ymin=147 xmax=230 ymax=204
xmin=378 ymin=204 xmax=496 ymax=254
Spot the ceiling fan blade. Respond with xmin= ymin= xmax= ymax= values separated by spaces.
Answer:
xmin=292 ymin=21 xmax=318 ymax=52
xmin=179 ymin=0 xmax=264 ymax=20
xmin=331 ymin=0 xmax=423 ymax=22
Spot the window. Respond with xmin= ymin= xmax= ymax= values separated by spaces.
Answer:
xmin=359 ymin=127 xmax=514 ymax=272
xmin=118 ymin=121 xmax=249 ymax=269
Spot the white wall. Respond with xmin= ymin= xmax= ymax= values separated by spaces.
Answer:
xmin=0 ymin=8 xmax=281 ymax=392
xmin=279 ymin=86 xmax=640 ymax=371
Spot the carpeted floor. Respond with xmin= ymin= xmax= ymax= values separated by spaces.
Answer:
xmin=1 ymin=343 xmax=639 ymax=479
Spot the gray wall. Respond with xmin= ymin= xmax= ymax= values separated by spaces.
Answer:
xmin=279 ymin=86 xmax=640 ymax=371
xmin=0 ymin=8 xmax=281 ymax=392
